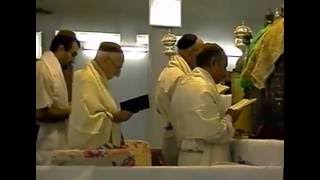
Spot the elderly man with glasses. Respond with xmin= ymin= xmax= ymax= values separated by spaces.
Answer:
xmin=68 ymin=42 xmax=133 ymax=149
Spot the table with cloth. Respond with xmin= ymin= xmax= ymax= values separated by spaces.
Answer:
xmin=45 ymin=140 xmax=151 ymax=166
xmin=36 ymin=139 xmax=283 ymax=180
xmin=36 ymin=165 xmax=283 ymax=180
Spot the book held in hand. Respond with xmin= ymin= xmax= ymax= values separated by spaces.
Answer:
xmin=120 ymin=94 xmax=150 ymax=113
xmin=229 ymin=98 xmax=257 ymax=110
xmin=216 ymin=84 xmax=230 ymax=94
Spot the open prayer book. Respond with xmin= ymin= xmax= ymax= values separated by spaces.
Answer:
xmin=229 ymin=98 xmax=257 ymax=110
xmin=216 ymin=84 xmax=230 ymax=94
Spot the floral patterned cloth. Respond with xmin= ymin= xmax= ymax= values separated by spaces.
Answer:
xmin=49 ymin=140 xmax=151 ymax=166
xmin=50 ymin=148 xmax=135 ymax=166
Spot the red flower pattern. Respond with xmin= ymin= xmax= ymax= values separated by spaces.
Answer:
xmin=83 ymin=149 xmax=105 ymax=158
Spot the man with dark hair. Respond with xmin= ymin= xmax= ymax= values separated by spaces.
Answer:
xmin=56 ymin=30 xmax=81 ymax=102
xmin=68 ymin=42 xmax=133 ymax=149
xmin=36 ymin=31 xmax=79 ymax=164
xmin=57 ymin=30 xmax=81 ymax=50
xmin=155 ymin=34 xmax=203 ymax=165
xmin=170 ymin=43 xmax=243 ymax=166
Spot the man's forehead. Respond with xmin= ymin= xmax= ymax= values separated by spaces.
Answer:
xmin=108 ymin=52 xmax=124 ymax=62
xmin=193 ymin=39 xmax=204 ymax=51
xmin=197 ymin=39 xmax=204 ymax=45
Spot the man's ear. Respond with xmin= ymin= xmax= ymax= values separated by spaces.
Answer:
xmin=210 ymin=57 xmax=216 ymax=67
xmin=57 ymin=45 xmax=65 ymax=52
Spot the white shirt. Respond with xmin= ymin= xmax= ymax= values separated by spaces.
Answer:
xmin=36 ymin=51 xmax=69 ymax=164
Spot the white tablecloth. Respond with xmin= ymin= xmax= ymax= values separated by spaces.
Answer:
xmin=231 ymin=139 xmax=284 ymax=166
xmin=37 ymin=165 xmax=283 ymax=180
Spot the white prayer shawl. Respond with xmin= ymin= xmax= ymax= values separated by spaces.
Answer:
xmin=36 ymin=51 xmax=69 ymax=164
xmin=155 ymin=54 xmax=192 ymax=124
xmin=155 ymin=55 xmax=227 ymax=122
xmin=68 ymin=62 xmax=122 ymax=149
xmin=155 ymin=54 xmax=191 ymax=165
xmin=168 ymin=54 xmax=192 ymax=74
xmin=171 ymin=67 xmax=235 ymax=166
xmin=36 ymin=51 xmax=69 ymax=150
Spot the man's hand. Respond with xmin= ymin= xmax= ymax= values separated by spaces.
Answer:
xmin=36 ymin=106 xmax=71 ymax=123
xmin=226 ymin=108 xmax=242 ymax=123
xmin=113 ymin=110 xmax=133 ymax=123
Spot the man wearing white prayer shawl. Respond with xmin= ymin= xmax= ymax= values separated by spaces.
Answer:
xmin=155 ymin=34 xmax=203 ymax=165
xmin=171 ymin=43 xmax=243 ymax=166
xmin=68 ymin=42 xmax=133 ymax=149
xmin=36 ymin=32 xmax=80 ymax=164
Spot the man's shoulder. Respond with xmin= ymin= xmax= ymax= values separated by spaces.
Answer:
xmin=74 ymin=65 xmax=100 ymax=86
xmin=173 ymin=76 xmax=209 ymax=104
xmin=159 ymin=66 xmax=185 ymax=80
xmin=74 ymin=64 xmax=91 ymax=76
xmin=184 ymin=72 xmax=207 ymax=84
xmin=36 ymin=60 xmax=50 ymax=77
xmin=177 ymin=73 xmax=211 ymax=92
xmin=36 ymin=60 xmax=44 ymax=69
xmin=73 ymin=66 xmax=89 ymax=81
xmin=36 ymin=59 xmax=46 ymax=67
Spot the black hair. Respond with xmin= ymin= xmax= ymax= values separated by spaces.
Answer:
xmin=49 ymin=35 xmax=77 ymax=53
xmin=196 ymin=43 xmax=227 ymax=67
xmin=177 ymin=34 xmax=198 ymax=50
xmin=57 ymin=30 xmax=81 ymax=48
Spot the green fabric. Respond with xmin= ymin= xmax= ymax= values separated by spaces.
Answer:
xmin=243 ymin=26 xmax=270 ymax=68
xmin=240 ymin=25 xmax=271 ymax=92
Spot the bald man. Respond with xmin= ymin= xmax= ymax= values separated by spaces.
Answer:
xmin=68 ymin=42 xmax=133 ymax=149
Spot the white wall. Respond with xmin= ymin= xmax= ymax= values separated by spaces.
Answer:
xmin=109 ymin=53 xmax=151 ymax=142
xmin=37 ymin=0 xmax=282 ymax=148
